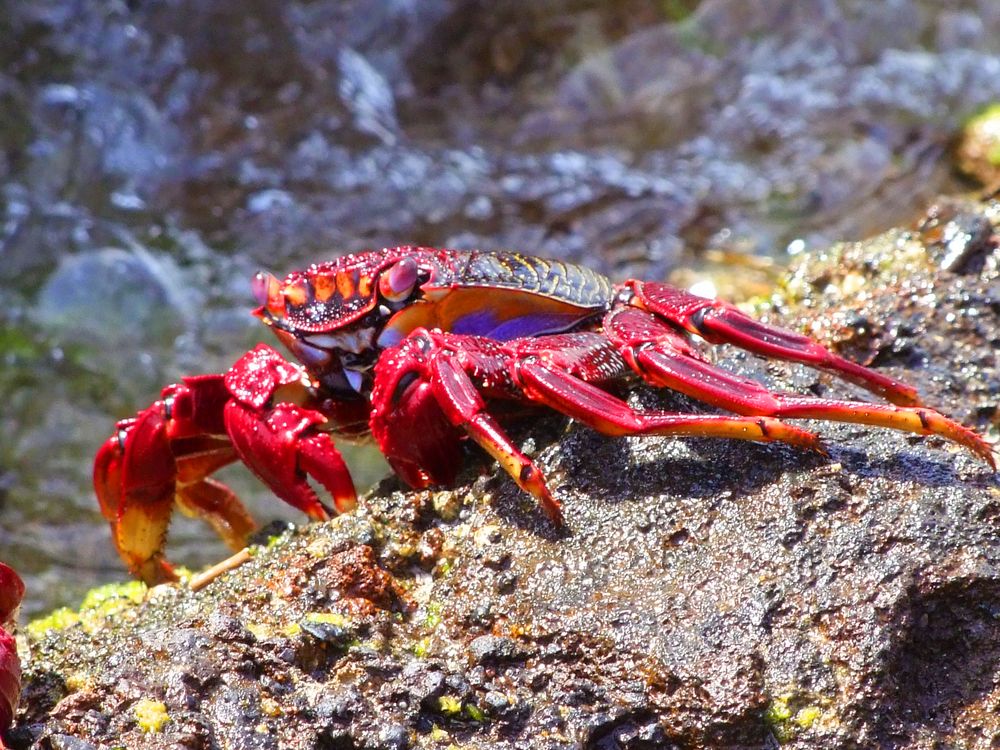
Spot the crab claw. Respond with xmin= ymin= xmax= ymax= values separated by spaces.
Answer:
xmin=93 ymin=377 xmax=258 ymax=585
xmin=223 ymin=344 xmax=358 ymax=520
xmin=95 ymin=344 xmax=359 ymax=584
xmin=224 ymin=401 xmax=357 ymax=520
xmin=0 ymin=562 xmax=23 ymax=738
xmin=94 ymin=410 xmax=180 ymax=584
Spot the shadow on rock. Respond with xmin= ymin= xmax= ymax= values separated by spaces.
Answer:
xmin=870 ymin=576 xmax=1000 ymax=747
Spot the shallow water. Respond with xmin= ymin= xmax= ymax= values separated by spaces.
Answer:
xmin=3 ymin=0 xmax=1000 ymax=617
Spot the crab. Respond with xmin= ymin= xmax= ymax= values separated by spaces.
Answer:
xmin=94 ymin=248 xmax=996 ymax=584
xmin=0 ymin=562 xmax=23 ymax=747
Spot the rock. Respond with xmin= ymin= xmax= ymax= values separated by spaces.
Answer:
xmin=954 ymin=103 xmax=1000 ymax=189
xmin=35 ymin=247 xmax=191 ymax=346
xmin=468 ymin=635 xmax=523 ymax=665
xmin=17 ymin=197 xmax=1000 ymax=747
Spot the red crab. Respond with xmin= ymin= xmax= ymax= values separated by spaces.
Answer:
xmin=0 ymin=563 xmax=23 ymax=747
xmin=94 ymin=248 xmax=995 ymax=583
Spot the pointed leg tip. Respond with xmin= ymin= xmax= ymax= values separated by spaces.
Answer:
xmin=982 ymin=445 xmax=998 ymax=471
xmin=311 ymin=503 xmax=334 ymax=522
xmin=541 ymin=498 xmax=565 ymax=527
xmin=333 ymin=494 xmax=359 ymax=515
xmin=131 ymin=556 xmax=179 ymax=587
xmin=947 ymin=424 xmax=997 ymax=470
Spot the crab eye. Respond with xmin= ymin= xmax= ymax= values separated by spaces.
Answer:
xmin=378 ymin=257 xmax=418 ymax=302
xmin=253 ymin=272 xmax=285 ymax=317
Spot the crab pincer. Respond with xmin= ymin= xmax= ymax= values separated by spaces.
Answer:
xmin=93 ymin=345 xmax=359 ymax=584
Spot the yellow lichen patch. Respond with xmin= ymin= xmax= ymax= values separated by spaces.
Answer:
xmin=463 ymin=702 xmax=488 ymax=722
xmin=26 ymin=607 xmax=80 ymax=639
xmin=81 ymin=580 xmax=147 ymax=612
xmin=261 ymin=697 xmax=282 ymax=717
xmin=134 ymin=699 xmax=170 ymax=733
xmin=435 ymin=558 xmax=454 ymax=577
xmin=763 ymin=691 xmax=830 ymax=742
xmin=28 ymin=580 xmax=149 ymax=640
xmin=422 ymin=602 xmax=443 ymax=629
xmin=793 ymin=705 xmax=823 ymax=729
xmin=429 ymin=725 xmax=450 ymax=742
xmin=246 ymin=622 xmax=275 ymax=639
xmin=437 ymin=695 xmax=462 ymax=717
xmin=65 ymin=672 xmax=97 ymax=693
xmin=304 ymin=612 xmax=352 ymax=628
xmin=764 ymin=695 xmax=792 ymax=724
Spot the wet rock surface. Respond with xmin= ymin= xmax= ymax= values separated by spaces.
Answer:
xmin=14 ymin=198 xmax=1000 ymax=748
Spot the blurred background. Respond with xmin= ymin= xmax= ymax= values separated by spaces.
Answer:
xmin=2 ymin=0 xmax=1000 ymax=617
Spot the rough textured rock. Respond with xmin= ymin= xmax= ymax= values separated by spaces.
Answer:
xmin=13 ymin=197 xmax=1000 ymax=748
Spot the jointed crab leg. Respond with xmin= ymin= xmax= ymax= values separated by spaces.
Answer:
xmin=511 ymin=356 xmax=823 ymax=450
xmin=626 ymin=281 xmax=922 ymax=407
xmin=429 ymin=354 xmax=561 ymax=522
xmin=605 ymin=307 xmax=997 ymax=467
xmin=375 ymin=330 xmax=825 ymax=523
xmin=94 ymin=387 xmax=258 ymax=584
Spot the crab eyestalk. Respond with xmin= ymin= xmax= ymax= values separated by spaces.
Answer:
xmin=379 ymin=257 xmax=419 ymax=301
xmin=252 ymin=271 xmax=286 ymax=320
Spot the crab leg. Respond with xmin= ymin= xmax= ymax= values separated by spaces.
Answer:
xmin=625 ymin=281 xmax=922 ymax=407
xmin=371 ymin=331 xmax=564 ymax=521
xmin=374 ymin=330 xmax=823 ymax=524
xmin=605 ymin=307 xmax=997 ymax=467
xmin=430 ymin=355 xmax=561 ymax=521
xmin=511 ymin=357 xmax=823 ymax=451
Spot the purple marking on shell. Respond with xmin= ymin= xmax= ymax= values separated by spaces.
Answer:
xmin=450 ymin=309 xmax=500 ymax=337
xmin=452 ymin=311 xmax=587 ymax=340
